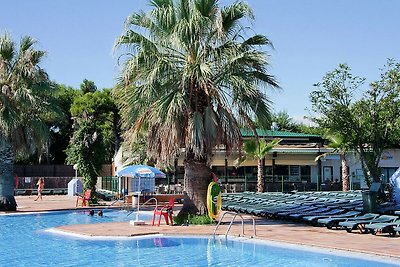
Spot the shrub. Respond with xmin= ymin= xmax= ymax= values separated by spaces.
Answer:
xmin=173 ymin=214 xmax=213 ymax=225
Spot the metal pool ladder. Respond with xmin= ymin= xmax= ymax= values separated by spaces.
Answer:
xmin=213 ymin=211 xmax=256 ymax=238
xmin=126 ymin=197 xmax=158 ymax=217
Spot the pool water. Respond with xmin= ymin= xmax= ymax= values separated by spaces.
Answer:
xmin=0 ymin=211 xmax=398 ymax=267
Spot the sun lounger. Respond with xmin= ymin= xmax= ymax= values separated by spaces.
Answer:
xmin=338 ymin=215 xmax=399 ymax=233
xmin=364 ymin=219 xmax=400 ymax=236
xmin=340 ymin=200 xmax=363 ymax=210
xmin=53 ymin=188 xmax=67 ymax=195
xmin=287 ymin=207 xmax=332 ymax=220
xmin=15 ymin=189 xmax=26 ymax=195
xmin=302 ymin=209 xmax=345 ymax=225
xmin=260 ymin=203 xmax=303 ymax=217
xmin=275 ymin=205 xmax=317 ymax=218
xmin=42 ymin=189 xmax=53 ymax=195
xmin=318 ymin=212 xmax=374 ymax=229
xmin=315 ymin=199 xmax=349 ymax=207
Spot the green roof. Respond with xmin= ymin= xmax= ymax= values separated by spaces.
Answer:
xmin=240 ymin=128 xmax=321 ymax=138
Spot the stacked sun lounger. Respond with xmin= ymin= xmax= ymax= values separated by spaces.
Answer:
xmin=316 ymin=211 xmax=367 ymax=229
xmin=220 ymin=187 xmax=397 ymax=237
xmin=364 ymin=218 xmax=400 ymax=236
xmin=338 ymin=214 xmax=399 ymax=233
xmin=221 ymin=191 xmax=363 ymax=222
xmin=221 ymin=191 xmax=400 ymax=236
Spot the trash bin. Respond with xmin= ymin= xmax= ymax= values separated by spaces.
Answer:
xmin=68 ymin=178 xmax=83 ymax=196
xmin=362 ymin=190 xmax=377 ymax=213
xmin=132 ymin=194 xmax=139 ymax=207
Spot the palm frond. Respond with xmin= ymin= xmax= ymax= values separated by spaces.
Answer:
xmin=188 ymin=111 xmax=204 ymax=158
xmin=221 ymin=1 xmax=254 ymax=35
xmin=0 ymin=33 xmax=15 ymax=62
xmin=0 ymin=33 xmax=57 ymax=157
xmin=19 ymin=36 xmax=35 ymax=54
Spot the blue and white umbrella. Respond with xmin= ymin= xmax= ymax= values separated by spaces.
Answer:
xmin=116 ymin=165 xmax=166 ymax=178
xmin=116 ymin=165 xmax=165 ymax=224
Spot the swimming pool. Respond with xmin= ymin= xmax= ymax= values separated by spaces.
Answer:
xmin=0 ymin=210 xmax=398 ymax=266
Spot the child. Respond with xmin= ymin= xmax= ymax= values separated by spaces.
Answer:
xmin=34 ymin=178 xmax=44 ymax=201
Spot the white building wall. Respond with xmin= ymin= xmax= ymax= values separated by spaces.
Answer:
xmin=379 ymin=149 xmax=400 ymax=168
xmin=327 ymin=149 xmax=400 ymax=189
xmin=320 ymin=158 xmax=341 ymax=182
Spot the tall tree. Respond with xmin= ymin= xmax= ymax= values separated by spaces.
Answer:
xmin=66 ymin=85 xmax=121 ymax=192
xmin=65 ymin=118 xmax=105 ymax=192
xmin=114 ymin=0 xmax=278 ymax=214
xmin=310 ymin=61 xmax=400 ymax=185
xmin=316 ymin=135 xmax=350 ymax=191
xmin=47 ymin=84 xmax=78 ymax=164
xmin=236 ymin=139 xmax=281 ymax=192
xmin=0 ymin=33 xmax=59 ymax=210
xmin=80 ymin=79 xmax=97 ymax=94
xmin=272 ymin=111 xmax=300 ymax=132
xmin=70 ymin=89 xmax=121 ymax=161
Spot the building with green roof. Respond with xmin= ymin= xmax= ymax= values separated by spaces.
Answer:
xmin=174 ymin=128 xmax=332 ymax=192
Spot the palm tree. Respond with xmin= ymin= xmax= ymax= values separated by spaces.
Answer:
xmin=316 ymin=135 xmax=350 ymax=191
xmin=0 ymin=33 xmax=58 ymax=211
xmin=236 ymin=138 xmax=281 ymax=192
xmin=114 ymin=0 xmax=278 ymax=214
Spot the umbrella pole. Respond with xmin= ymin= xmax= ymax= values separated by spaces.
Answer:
xmin=136 ymin=175 xmax=141 ymax=221
xmin=130 ymin=175 xmax=145 ymax=226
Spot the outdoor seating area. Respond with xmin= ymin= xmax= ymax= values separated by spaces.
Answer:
xmin=155 ymin=184 xmax=183 ymax=194
xmin=220 ymin=183 xmax=246 ymax=193
xmin=221 ymin=191 xmax=400 ymax=237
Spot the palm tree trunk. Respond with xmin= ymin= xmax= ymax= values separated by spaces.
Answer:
xmin=257 ymin=159 xmax=263 ymax=193
xmin=341 ymin=152 xmax=349 ymax=192
xmin=358 ymin=145 xmax=372 ymax=187
xmin=179 ymin=159 xmax=211 ymax=216
xmin=0 ymin=140 xmax=17 ymax=211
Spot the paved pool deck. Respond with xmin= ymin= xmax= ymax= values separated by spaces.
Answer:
xmin=4 ymin=195 xmax=400 ymax=260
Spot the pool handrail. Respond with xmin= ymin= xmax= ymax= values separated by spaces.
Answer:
xmin=213 ymin=211 xmax=256 ymax=238
xmin=126 ymin=197 xmax=158 ymax=217
xmin=105 ymin=199 xmax=123 ymax=210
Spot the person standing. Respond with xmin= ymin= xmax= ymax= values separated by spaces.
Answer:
xmin=34 ymin=178 xmax=44 ymax=201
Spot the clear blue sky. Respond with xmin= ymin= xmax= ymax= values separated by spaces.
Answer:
xmin=1 ymin=0 xmax=399 ymax=122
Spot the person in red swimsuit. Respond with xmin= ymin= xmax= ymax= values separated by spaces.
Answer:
xmin=34 ymin=178 xmax=44 ymax=201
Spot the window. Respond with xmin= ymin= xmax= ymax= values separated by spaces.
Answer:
xmin=300 ymin=166 xmax=311 ymax=182
xmin=289 ymin=165 xmax=300 ymax=181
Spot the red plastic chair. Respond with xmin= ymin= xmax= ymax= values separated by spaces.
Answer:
xmin=152 ymin=198 xmax=175 ymax=226
xmin=76 ymin=189 xmax=92 ymax=207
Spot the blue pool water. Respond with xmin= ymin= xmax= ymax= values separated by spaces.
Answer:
xmin=0 ymin=210 xmax=398 ymax=267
